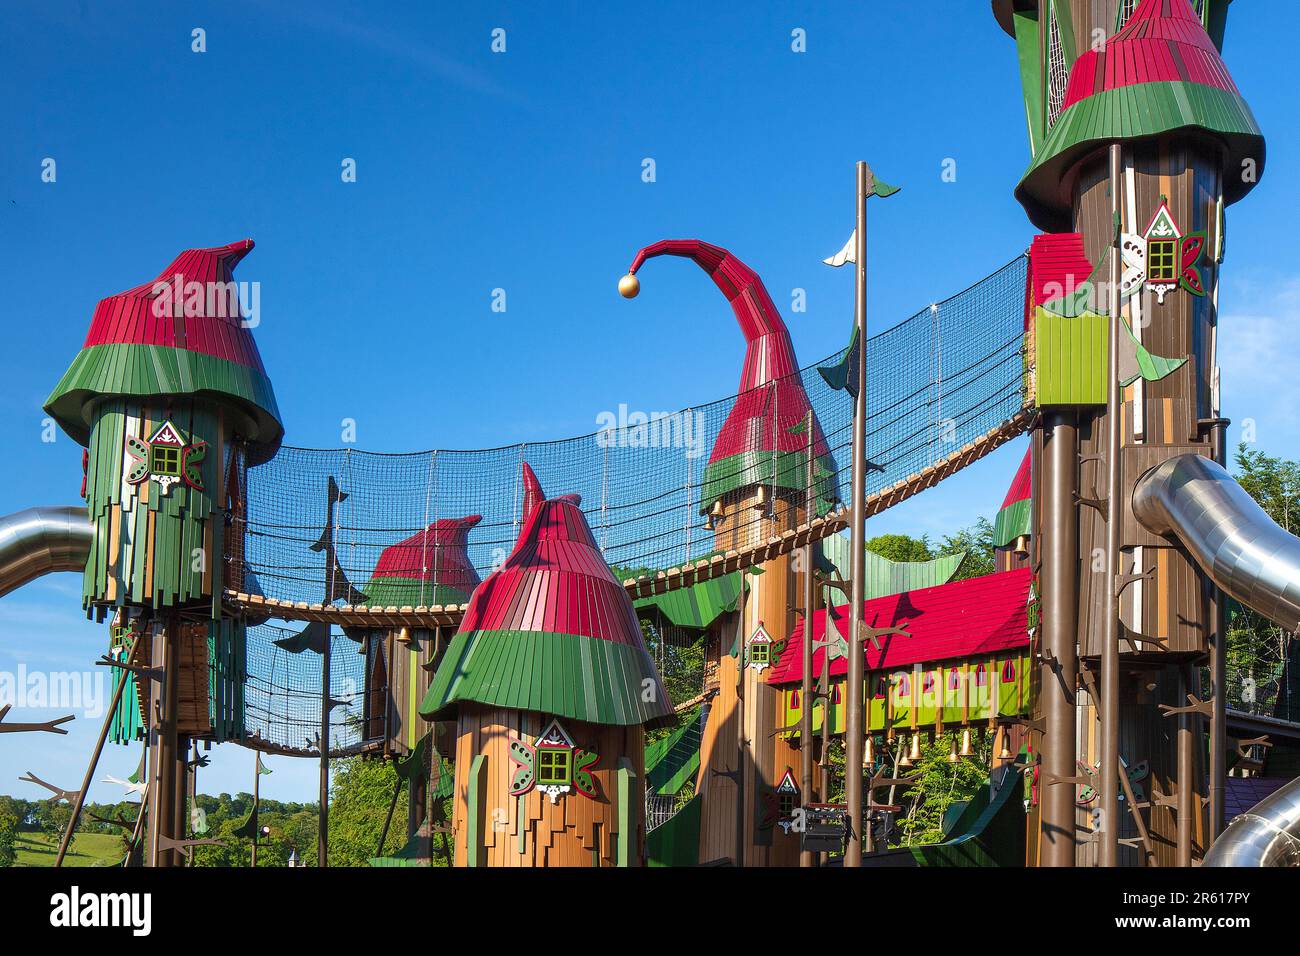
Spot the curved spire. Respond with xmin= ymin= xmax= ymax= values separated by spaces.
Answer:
xmin=624 ymin=239 xmax=838 ymax=515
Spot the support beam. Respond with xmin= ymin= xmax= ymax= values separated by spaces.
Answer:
xmin=844 ymin=160 xmax=870 ymax=868
xmin=55 ymin=630 xmax=141 ymax=867
xmin=1099 ymin=142 xmax=1123 ymax=867
xmin=1039 ymin=412 xmax=1078 ymax=866
xmin=800 ymin=408 xmax=816 ymax=868
xmin=1177 ymin=664 xmax=1196 ymax=866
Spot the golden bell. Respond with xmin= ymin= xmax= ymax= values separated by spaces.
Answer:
xmin=997 ymin=732 xmax=1013 ymax=761
xmin=618 ymin=273 xmax=640 ymax=298
xmin=947 ymin=736 xmax=959 ymax=763
xmin=958 ymin=728 xmax=975 ymax=757
xmin=753 ymin=484 xmax=769 ymax=512
xmin=908 ymin=733 xmax=922 ymax=761
xmin=898 ymin=746 xmax=912 ymax=769
xmin=865 ymin=736 xmax=875 ymax=765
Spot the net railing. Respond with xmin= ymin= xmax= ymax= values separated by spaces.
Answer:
xmin=233 ymin=255 xmax=1029 ymax=606
xmin=242 ymin=621 xmax=370 ymax=756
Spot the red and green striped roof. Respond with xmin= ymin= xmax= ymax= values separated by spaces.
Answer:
xmin=993 ymin=445 xmax=1032 ymax=548
xmin=422 ymin=463 xmax=673 ymax=727
xmin=44 ymin=240 xmax=283 ymax=463
xmin=627 ymin=240 xmax=838 ymax=514
xmin=361 ymin=515 xmax=483 ymax=608
xmin=1018 ymin=0 xmax=1264 ymax=231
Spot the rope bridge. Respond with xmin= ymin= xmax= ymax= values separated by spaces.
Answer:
xmin=232 ymin=255 xmax=1030 ymax=752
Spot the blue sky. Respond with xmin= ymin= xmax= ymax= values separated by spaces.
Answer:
xmin=2 ymin=1 xmax=1296 ymax=803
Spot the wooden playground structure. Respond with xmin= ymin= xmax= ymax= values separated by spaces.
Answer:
xmin=4 ymin=0 xmax=1299 ymax=869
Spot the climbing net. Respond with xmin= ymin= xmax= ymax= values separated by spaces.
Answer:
xmin=242 ymin=621 xmax=370 ymax=757
xmin=234 ymin=255 xmax=1028 ymax=603
xmin=234 ymin=255 xmax=1029 ymax=753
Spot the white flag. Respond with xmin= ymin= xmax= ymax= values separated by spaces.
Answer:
xmin=823 ymin=230 xmax=855 ymax=267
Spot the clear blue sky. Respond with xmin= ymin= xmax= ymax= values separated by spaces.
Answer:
xmin=2 ymin=2 xmax=1296 ymax=804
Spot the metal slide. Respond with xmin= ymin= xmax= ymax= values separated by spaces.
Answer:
xmin=1132 ymin=454 xmax=1300 ymax=866
xmin=0 ymin=506 xmax=93 ymax=599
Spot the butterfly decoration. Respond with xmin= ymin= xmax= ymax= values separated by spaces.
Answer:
xmin=508 ymin=719 xmax=599 ymax=803
xmin=123 ymin=420 xmax=207 ymax=495
xmin=1119 ymin=199 xmax=1206 ymax=306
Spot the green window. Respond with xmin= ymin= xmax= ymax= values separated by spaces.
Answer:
xmin=749 ymin=642 xmax=770 ymax=665
xmin=151 ymin=444 xmax=181 ymax=477
xmin=1148 ymin=239 xmax=1177 ymax=282
xmin=537 ymin=748 xmax=572 ymax=786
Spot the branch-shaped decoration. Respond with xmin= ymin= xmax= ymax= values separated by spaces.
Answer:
xmin=156 ymin=834 xmax=223 ymax=852
xmin=1158 ymin=693 xmax=1213 ymax=719
xmin=1040 ymin=768 xmax=1094 ymax=789
xmin=19 ymin=771 xmax=81 ymax=804
xmin=859 ymin=622 xmax=910 ymax=652
xmin=102 ymin=775 xmax=148 ymax=798
xmin=1114 ymin=565 xmax=1156 ymax=598
xmin=96 ymin=655 xmax=165 ymax=684
xmin=0 ymin=705 xmax=74 ymax=735
xmin=87 ymin=809 xmax=139 ymax=832
xmin=867 ymin=769 xmax=920 ymax=791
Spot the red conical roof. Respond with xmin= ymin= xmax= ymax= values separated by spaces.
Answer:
xmin=1062 ymin=0 xmax=1239 ymax=110
xmin=423 ymin=463 xmax=673 ymax=727
xmin=1016 ymin=0 xmax=1264 ymax=231
xmin=367 ymin=515 xmax=483 ymax=606
xmin=45 ymin=240 xmax=283 ymax=462
xmin=1001 ymin=446 xmax=1031 ymax=510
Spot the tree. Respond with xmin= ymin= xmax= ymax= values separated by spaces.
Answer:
xmin=0 ymin=804 xmax=17 ymax=867
xmin=865 ymin=533 xmax=933 ymax=563
xmin=326 ymin=755 xmax=407 ymax=866
xmin=938 ymin=517 xmax=996 ymax=581
xmin=1224 ymin=444 xmax=1300 ymax=720
xmin=35 ymin=802 xmax=75 ymax=857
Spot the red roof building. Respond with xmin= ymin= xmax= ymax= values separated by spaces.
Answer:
xmin=767 ymin=567 xmax=1033 ymax=687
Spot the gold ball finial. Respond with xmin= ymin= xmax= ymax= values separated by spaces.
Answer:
xmin=618 ymin=273 xmax=640 ymax=298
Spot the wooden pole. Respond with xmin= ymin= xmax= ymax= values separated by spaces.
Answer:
xmin=1099 ymin=142 xmax=1123 ymax=867
xmin=1177 ymin=663 xmax=1195 ymax=866
xmin=319 ymin=631 xmax=331 ymax=867
xmin=1040 ymin=413 xmax=1078 ymax=866
xmin=251 ymin=751 xmax=261 ymax=867
xmin=844 ymin=160 xmax=870 ymax=867
xmin=1208 ymin=439 xmax=1228 ymax=841
xmin=799 ymin=407 xmax=816 ymax=867
xmin=733 ymin=576 xmax=746 ymax=867
xmin=122 ymin=779 xmax=150 ymax=868
xmin=149 ymin=615 xmax=182 ymax=867
xmin=55 ymin=631 xmax=142 ymax=867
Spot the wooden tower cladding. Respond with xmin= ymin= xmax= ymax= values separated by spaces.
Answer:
xmin=450 ymin=707 xmax=646 ymax=867
xmin=1000 ymin=0 xmax=1264 ymax=865
xmin=43 ymin=239 xmax=283 ymax=864
xmin=422 ymin=464 xmax=674 ymax=866
xmin=620 ymin=239 xmax=838 ymax=866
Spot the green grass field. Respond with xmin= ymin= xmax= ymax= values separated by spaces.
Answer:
xmin=13 ymin=830 xmax=125 ymax=867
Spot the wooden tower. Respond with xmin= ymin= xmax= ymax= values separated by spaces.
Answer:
xmin=995 ymin=0 xmax=1264 ymax=865
xmin=421 ymin=463 xmax=674 ymax=866
xmin=43 ymin=239 xmax=282 ymax=865
xmin=621 ymin=239 xmax=838 ymax=865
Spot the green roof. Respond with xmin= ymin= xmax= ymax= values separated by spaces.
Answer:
xmin=821 ymin=533 xmax=967 ymax=599
xmin=1018 ymin=81 xmax=1264 ymax=233
xmin=421 ymin=628 xmax=674 ymax=728
xmin=45 ymin=342 xmax=283 ymax=464
xmin=634 ymin=571 xmax=744 ymax=631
